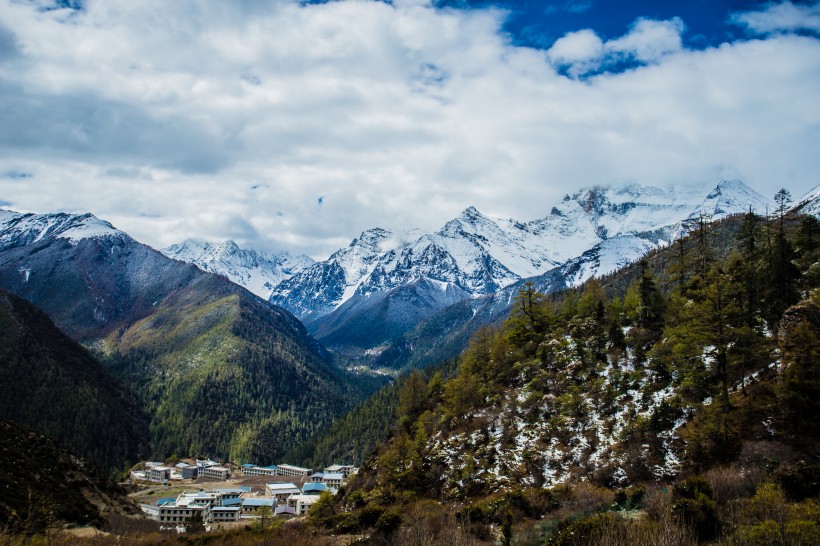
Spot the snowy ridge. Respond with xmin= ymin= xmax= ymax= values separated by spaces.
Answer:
xmin=270 ymin=180 xmax=772 ymax=320
xmin=794 ymin=185 xmax=820 ymax=218
xmin=160 ymin=239 xmax=314 ymax=300
xmin=0 ymin=210 xmax=125 ymax=249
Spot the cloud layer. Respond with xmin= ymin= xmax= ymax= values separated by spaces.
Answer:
xmin=1 ymin=0 xmax=819 ymax=258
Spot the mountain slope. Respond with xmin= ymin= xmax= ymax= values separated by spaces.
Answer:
xmin=0 ymin=420 xmax=134 ymax=534
xmin=161 ymin=239 xmax=313 ymax=300
xmin=0 ymin=289 xmax=148 ymax=474
xmin=0 ymin=210 xmax=360 ymax=462
xmin=316 ymin=210 xmax=820 ymax=544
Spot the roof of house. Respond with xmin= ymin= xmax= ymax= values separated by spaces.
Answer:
xmin=221 ymin=498 xmax=242 ymax=506
xmin=156 ymin=497 xmax=176 ymax=506
xmin=276 ymin=464 xmax=310 ymax=471
xmin=242 ymin=498 xmax=275 ymax=507
xmin=211 ymin=506 xmax=241 ymax=512
xmin=303 ymin=483 xmax=328 ymax=493
xmin=266 ymin=482 xmax=299 ymax=491
xmin=322 ymin=473 xmax=344 ymax=480
xmin=242 ymin=463 xmax=256 ymax=468
xmin=274 ymin=506 xmax=296 ymax=515
xmin=215 ymin=487 xmax=250 ymax=494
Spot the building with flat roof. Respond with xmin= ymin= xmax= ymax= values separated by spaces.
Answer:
xmin=243 ymin=465 xmax=279 ymax=477
xmin=287 ymin=494 xmax=321 ymax=516
xmin=148 ymin=466 xmax=172 ymax=483
xmin=324 ymin=464 xmax=357 ymax=478
xmin=276 ymin=464 xmax=311 ymax=477
xmin=266 ymin=482 xmax=301 ymax=502
xmin=211 ymin=506 xmax=241 ymax=522
xmin=310 ymin=472 xmax=344 ymax=487
xmin=201 ymin=466 xmax=230 ymax=480
xmin=241 ymin=498 xmax=275 ymax=514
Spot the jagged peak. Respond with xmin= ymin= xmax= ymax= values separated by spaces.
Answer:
xmin=0 ymin=209 xmax=124 ymax=246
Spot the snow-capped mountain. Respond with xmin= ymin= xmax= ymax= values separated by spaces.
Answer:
xmin=270 ymin=180 xmax=772 ymax=322
xmin=161 ymin=239 xmax=314 ymax=300
xmin=0 ymin=210 xmax=125 ymax=249
xmin=794 ymin=185 xmax=820 ymax=218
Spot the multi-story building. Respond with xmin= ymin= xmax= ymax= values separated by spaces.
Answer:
xmin=275 ymin=464 xmax=311 ymax=477
xmin=201 ymin=466 xmax=230 ymax=480
xmin=265 ymin=482 xmax=301 ymax=503
xmin=242 ymin=465 xmax=279 ymax=477
xmin=324 ymin=464 xmax=357 ymax=478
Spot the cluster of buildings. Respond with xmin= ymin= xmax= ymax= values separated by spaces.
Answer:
xmin=131 ymin=459 xmax=230 ymax=483
xmin=137 ymin=462 xmax=359 ymax=528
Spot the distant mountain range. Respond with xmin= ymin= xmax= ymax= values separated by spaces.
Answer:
xmin=268 ymin=180 xmax=774 ymax=370
xmin=156 ymin=179 xmax=790 ymax=374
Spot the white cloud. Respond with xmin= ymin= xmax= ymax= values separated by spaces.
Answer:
xmin=0 ymin=0 xmax=819 ymax=259
xmin=732 ymin=1 xmax=820 ymax=35
xmin=547 ymin=29 xmax=604 ymax=75
xmin=607 ymin=17 xmax=685 ymax=63
xmin=547 ymin=17 xmax=685 ymax=76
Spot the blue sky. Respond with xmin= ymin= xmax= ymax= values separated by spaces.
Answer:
xmin=1 ymin=0 xmax=819 ymax=257
xmin=441 ymin=1 xmax=761 ymax=48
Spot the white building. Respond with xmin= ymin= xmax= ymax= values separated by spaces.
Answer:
xmin=148 ymin=466 xmax=172 ymax=483
xmin=310 ymin=472 xmax=344 ymax=488
xmin=287 ymin=494 xmax=321 ymax=516
xmin=324 ymin=465 xmax=357 ymax=478
xmin=243 ymin=465 xmax=279 ymax=477
xmin=210 ymin=507 xmax=241 ymax=522
xmin=276 ymin=464 xmax=311 ymax=477
xmin=201 ymin=466 xmax=230 ymax=480
xmin=265 ymin=482 xmax=301 ymax=503
xmin=140 ymin=502 xmax=209 ymax=524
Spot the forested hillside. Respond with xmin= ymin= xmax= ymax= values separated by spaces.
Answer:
xmin=0 ymin=290 xmax=148 ymax=474
xmin=312 ymin=202 xmax=820 ymax=545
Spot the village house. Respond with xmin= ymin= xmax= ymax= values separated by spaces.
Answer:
xmin=241 ymin=498 xmax=275 ymax=515
xmin=200 ymin=465 xmax=230 ymax=480
xmin=210 ymin=506 xmax=241 ymax=522
xmin=148 ymin=466 xmax=172 ymax=483
xmin=302 ymin=482 xmax=329 ymax=495
xmin=275 ymin=463 xmax=311 ymax=477
xmin=309 ymin=472 xmax=344 ymax=488
xmin=176 ymin=462 xmax=198 ymax=479
xmin=324 ymin=464 xmax=357 ymax=478
xmin=287 ymin=494 xmax=320 ymax=516
xmin=242 ymin=465 xmax=279 ymax=477
xmin=265 ymin=482 xmax=301 ymax=503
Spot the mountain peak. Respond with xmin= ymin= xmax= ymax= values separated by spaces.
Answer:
xmin=0 ymin=210 xmax=125 ymax=249
xmin=161 ymin=238 xmax=314 ymax=299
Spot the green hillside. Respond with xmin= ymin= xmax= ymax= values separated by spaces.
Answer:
xmin=313 ymin=208 xmax=820 ymax=544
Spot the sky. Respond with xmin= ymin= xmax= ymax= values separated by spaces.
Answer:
xmin=1 ymin=0 xmax=819 ymax=259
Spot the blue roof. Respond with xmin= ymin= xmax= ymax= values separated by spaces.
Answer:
xmin=221 ymin=498 xmax=242 ymax=506
xmin=156 ymin=497 xmax=176 ymax=506
xmin=242 ymin=464 xmax=255 ymax=468
xmin=243 ymin=498 xmax=274 ymax=507
xmin=264 ymin=465 xmax=278 ymax=469
xmin=303 ymin=483 xmax=328 ymax=493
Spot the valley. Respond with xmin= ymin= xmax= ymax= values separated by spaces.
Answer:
xmin=0 ymin=184 xmax=818 ymax=545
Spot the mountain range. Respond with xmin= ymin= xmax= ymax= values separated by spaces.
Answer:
xmin=157 ymin=180 xmax=780 ymax=373
xmin=258 ymin=180 xmax=774 ymax=371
